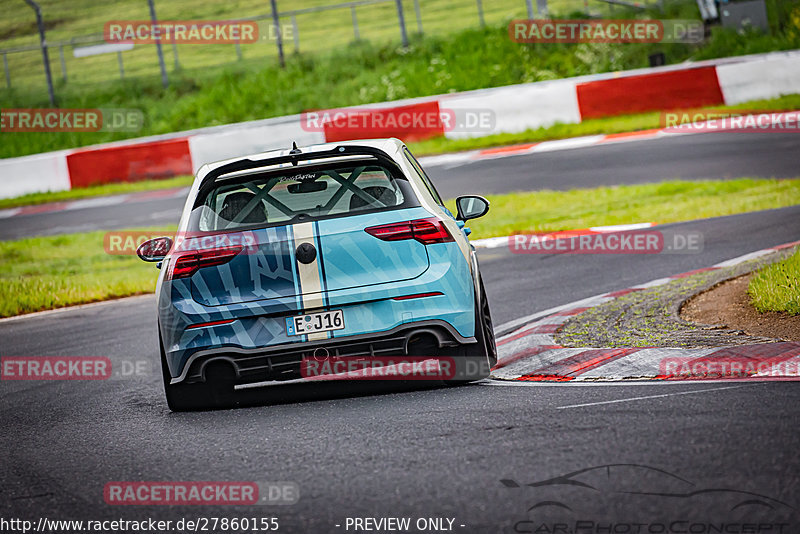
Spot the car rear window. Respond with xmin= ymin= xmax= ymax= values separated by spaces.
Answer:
xmin=190 ymin=161 xmax=418 ymax=231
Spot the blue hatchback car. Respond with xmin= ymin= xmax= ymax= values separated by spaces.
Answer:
xmin=137 ymin=138 xmax=496 ymax=410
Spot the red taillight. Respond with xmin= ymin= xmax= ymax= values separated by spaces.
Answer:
xmin=365 ymin=217 xmax=453 ymax=245
xmin=391 ymin=292 xmax=443 ymax=301
xmin=186 ymin=319 xmax=235 ymax=330
xmin=168 ymin=246 xmax=243 ymax=280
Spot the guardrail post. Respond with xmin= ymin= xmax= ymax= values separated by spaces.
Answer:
xmin=351 ymin=6 xmax=360 ymax=41
xmin=291 ymin=15 xmax=300 ymax=53
xmin=58 ymin=45 xmax=67 ymax=81
xmin=525 ymin=0 xmax=534 ymax=18
xmin=171 ymin=41 xmax=180 ymax=70
xmin=147 ymin=0 xmax=169 ymax=88
xmin=537 ymin=0 xmax=549 ymax=17
xmin=270 ymin=0 xmax=285 ymax=67
xmin=23 ymin=0 xmax=55 ymax=105
xmin=395 ymin=0 xmax=409 ymax=47
xmin=476 ymin=0 xmax=485 ymax=27
xmin=117 ymin=51 xmax=125 ymax=79
xmin=3 ymin=52 xmax=10 ymax=88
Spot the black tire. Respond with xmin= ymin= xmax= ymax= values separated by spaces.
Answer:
xmin=159 ymin=331 xmax=235 ymax=411
xmin=478 ymin=277 xmax=498 ymax=368
xmin=446 ymin=277 xmax=496 ymax=384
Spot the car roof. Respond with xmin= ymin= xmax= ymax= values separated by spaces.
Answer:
xmin=177 ymin=138 xmax=431 ymax=233
xmin=195 ymin=138 xmax=406 ymax=182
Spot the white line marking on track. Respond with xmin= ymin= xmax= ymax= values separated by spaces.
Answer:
xmin=493 ymin=294 xmax=611 ymax=337
xmin=555 ymin=384 xmax=755 ymax=409
xmin=531 ymin=135 xmax=605 ymax=153
xmin=481 ymin=379 xmax=772 ymax=387
xmin=0 ymin=208 xmax=22 ymax=219
xmin=0 ymin=294 xmax=154 ymax=323
xmin=64 ymin=196 xmax=128 ymax=210
xmin=493 ymin=240 xmax=799 ymax=336
xmin=713 ymin=249 xmax=773 ymax=268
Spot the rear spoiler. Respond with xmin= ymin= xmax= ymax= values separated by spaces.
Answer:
xmin=200 ymin=145 xmax=397 ymax=188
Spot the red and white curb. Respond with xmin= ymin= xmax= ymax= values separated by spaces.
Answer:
xmin=3 ymin=106 xmax=798 ymax=219
xmin=491 ymin=240 xmax=800 ymax=382
xmin=419 ymin=131 xmax=664 ymax=168
xmin=419 ymin=109 xmax=800 ymax=169
xmin=3 ymin=50 xmax=799 ymax=200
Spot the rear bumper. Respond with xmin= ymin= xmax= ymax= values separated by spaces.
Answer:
xmin=158 ymin=241 xmax=477 ymax=382
xmin=172 ymin=319 xmax=476 ymax=385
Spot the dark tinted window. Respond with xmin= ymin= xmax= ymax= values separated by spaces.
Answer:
xmin=404 ymin=147 xmax=444 ymax=206
xmin=191 ymin=162 xmax=417 ymax=231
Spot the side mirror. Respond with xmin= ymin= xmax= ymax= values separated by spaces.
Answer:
xmin=136 ymin=236 xmax=173 ymax=262
xmin=455 ymin=195 xmax=490 ymax=221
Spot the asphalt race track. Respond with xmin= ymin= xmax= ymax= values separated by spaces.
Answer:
xmin=1 ymin=132 xmax=799 ymax=530
xmin=2 ymin=131 xmax=799 ymax=241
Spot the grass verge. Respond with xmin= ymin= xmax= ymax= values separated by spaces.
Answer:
xmin=2 ymin=0 xmax=799 ymax=159
xmin=749 ymin=250 xmax=800 ymax=315
xmin=450 ymin=178 xmax=800 ymax=238
xmin=2 ymin=178 xmax=798 ymax=317
xmin=0 ymin=176 xmax=194 ymax=210
xmin=3 ymin=94 xmax=800 ymax=210
xmin=0 ymin=229 xmax=173 ymax=318
xmin=409 ymin=94 xmax=800 ymax=156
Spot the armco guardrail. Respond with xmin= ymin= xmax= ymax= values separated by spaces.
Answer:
xmin=1 ymin=49 xmax=799 ymax=200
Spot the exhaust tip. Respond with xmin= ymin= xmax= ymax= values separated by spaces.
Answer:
xmin=312 ymin=347 xmax=330 ymax=362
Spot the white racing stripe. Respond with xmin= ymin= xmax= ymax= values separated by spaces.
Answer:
xmin=292 ymin=221 xmax=328 ymax=341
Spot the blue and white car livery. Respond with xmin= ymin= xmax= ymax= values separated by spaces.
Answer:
xmin=137 ymin=138 xmax=496 ymax=410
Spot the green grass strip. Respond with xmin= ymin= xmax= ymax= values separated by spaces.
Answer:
xmin=453 ymin=178 xmax=800 ymax=238
xmin=3 ymin=93 xmax=799 ymax=210
xmin=0 ymin=176 xmax=194 ymax=210
xmin=1 ymin=178 xmax=798 ymax=318
xmin=749 ymin=250 xmax=800 ymax=315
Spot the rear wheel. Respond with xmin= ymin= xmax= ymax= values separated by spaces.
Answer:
xmin=159 ymin=332 xmax=235 ymax=411
xmin=478 ymin=278 xmax=498 ymax=367
xmin=447 ymin=278 xmax=496 ymax=384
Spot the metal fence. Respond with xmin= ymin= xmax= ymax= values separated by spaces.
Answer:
xmin=0 ymin=0 xmax=641 ymax=102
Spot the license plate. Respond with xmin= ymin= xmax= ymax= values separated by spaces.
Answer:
xmin=286 ymin=310 xmax=345 ymax=336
